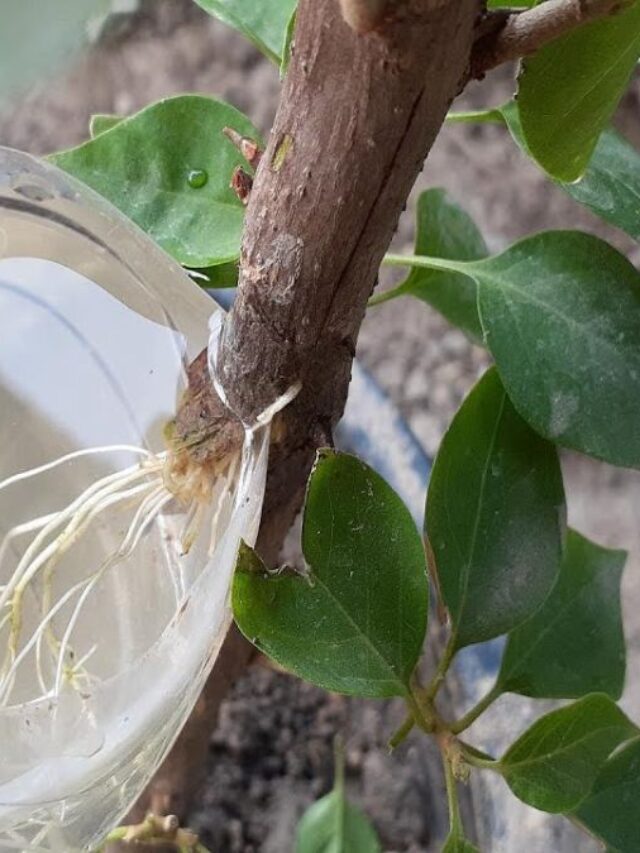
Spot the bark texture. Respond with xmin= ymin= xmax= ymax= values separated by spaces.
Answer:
xmin=130 ymin=0 xmax=481 ymax=828
xmin=218 ymin=0 xmax=480 ymax=559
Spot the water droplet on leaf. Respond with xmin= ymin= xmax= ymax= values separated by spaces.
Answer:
xmin=187 ymin=169 xmax=208 ymax=189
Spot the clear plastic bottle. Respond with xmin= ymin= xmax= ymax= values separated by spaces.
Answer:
xmin=0 ymin=148 xmax=268 ymax=851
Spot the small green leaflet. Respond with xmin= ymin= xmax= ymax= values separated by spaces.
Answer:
xmin=296 ymin=736 xmax=380 ymax=852
xmin=387 ymin=230 xmax=640 ymax=467
xmin=370 ymin=189 xmax=487 ymax=341
xmin=51 ymin=95 xmax=260 ymax=268
xmin=574 ymin=737 xmax=640 ymax=850
xmin=498 ymin=529 xmax=626 ymax=700
xmin=194 ymin=0 xmax=297 ymax=65
xmin=499 ymin=694 xmax=637 ymax=813
xmin=426 ymin=368 xmax=564 ymax=650
xmin=517 ymin=0 xmax=640 ymax=181
xmin=295 ymin=792 xmax=380 ymax=853
xmin=233 ymin=451 xmax=429 ymax=698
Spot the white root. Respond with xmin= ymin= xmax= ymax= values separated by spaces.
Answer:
xmin=0 ymin=444 xmax=154 ymax=495
xmin=0 ymin=439 xmax=240 ymax=707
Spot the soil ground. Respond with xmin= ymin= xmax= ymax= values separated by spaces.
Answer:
xmin=1 ymin=3 xmax=639 ymax=850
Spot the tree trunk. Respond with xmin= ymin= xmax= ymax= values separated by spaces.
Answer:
xmin=131 ymin=0 xmax=481 ymax=827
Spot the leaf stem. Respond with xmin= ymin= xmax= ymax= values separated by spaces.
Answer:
xmin=382 ymin=253 xmax=474 ymax=277
xmin=425 ymin=635 xmax=457 ymax=702
xmin=445 ymin=108 xmax=505 ymax=125
xmin=369 ymin=252 xmax=477 ymax=308
xmin=406 ymin=675 xmax=449 ymax=735
xmin=368 ymin=283 xmax=406 ymax=307
xmin=388 ymin=712 xmax=416 ymax=749
xmin=450 ymin=682 xmax=501 ymax=734
xmin=333 ymin=734 xmax=346 ymax=795
xmin=459 ymin=740 xmax=499 ymax=771
xmin=441 ymin=742 xmax=463 ymax=837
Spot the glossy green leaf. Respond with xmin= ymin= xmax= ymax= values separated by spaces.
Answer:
xmin=494 ymin=101 xmax=640 ymax=243
xmin=89 ymin=113 xmax=122 ymax=138
xmin=500 ymin=694 xmax=637 ymax=813
xmin=518 ymin=1 xmax=640 ymax=181
xmin=51 ymin=95 xmax=260 ymax=268
xmin=442 ymin=835 xmax=480 ymax=852
xmin=574 ymin=737 xmax=640 ymax=850
xmin=475 ymin=231 xmax=640 ymax=467
xmin=426 ymin=368 xmax=564 ymax=650
xmin=499 ymin=530 xmax=627 ymax=700
xmin=233 ymin=450 xmax=429 ymax=697
xmin=295 ymin=790 xmax=381 ymax=853
xmin=194 ymin=0 xmax=297 ymax=64
xmin=387 ymin=229 xmax=640 ymax=465
xmin=566 ymin=128 xmax=640 ymax=242
xmin=371 ymin=189 xmax=487 ymax=340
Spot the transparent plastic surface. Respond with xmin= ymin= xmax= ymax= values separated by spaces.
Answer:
xmin=0 ymin=149 xmax=268 ymax=851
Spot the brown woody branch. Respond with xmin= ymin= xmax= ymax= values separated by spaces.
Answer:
xmin=471 ymin=0 xmax=627 ymax=77
xmin=127 ymin=0 xmax=481 ymax=834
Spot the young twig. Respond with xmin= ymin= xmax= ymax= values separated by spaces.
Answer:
xmin=339 ymin=0 xmax=388 ymax=32
xmin=222 ymin=127 xmax=263 ymax=170
xmin=471 ymin=0 xmax=629 ymax=77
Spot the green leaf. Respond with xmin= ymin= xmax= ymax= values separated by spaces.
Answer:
xmin=474 ymin=231 xmax=640 ymax=468
xmin=517 ymin=1 xmax=640 ymax=181
xmin=386 ymin=228 xmax=640 ymax=465
xmin=499 ymin=530 xmax=627 ymax=700
xmin=566 ymin=128 xmax=640 ymax=242
xmin=191 ymin=260 xmax=239 ymax=289
xmin=442 ymin=837 xmax=480 ymax=853
xmin=371 ymin=189 xmax=487 ymax=340
xmin=89 ymin=113 xmax=122 ymax=138
xmin=426 ymin=367 xmax=564 ymax=650
xmin=499 ymin=694 xmax=637 ymax=813
xmin=194 ymin=0 xmax=297 ymax=64
xmin=296 ymin=737 xmax=381 ymax=853
xmin=295 ymin=791 xmax=380 ymax=853
xmin=233 ymin=451 xmax=429 ymax=697
xmin=497 ymin=101 xmax=640 ymax=243
xmin=51 ymin=95 xmax=260 ymax=268
xmin=574 ymin=737 xmax=640 ymax=850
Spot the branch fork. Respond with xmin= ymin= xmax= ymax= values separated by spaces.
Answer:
xmin=471 ymin=0 xmax=630 ymax=77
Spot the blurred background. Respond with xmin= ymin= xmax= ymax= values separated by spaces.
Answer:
xmin=1 ymin=2 xmax=639 ymax=850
